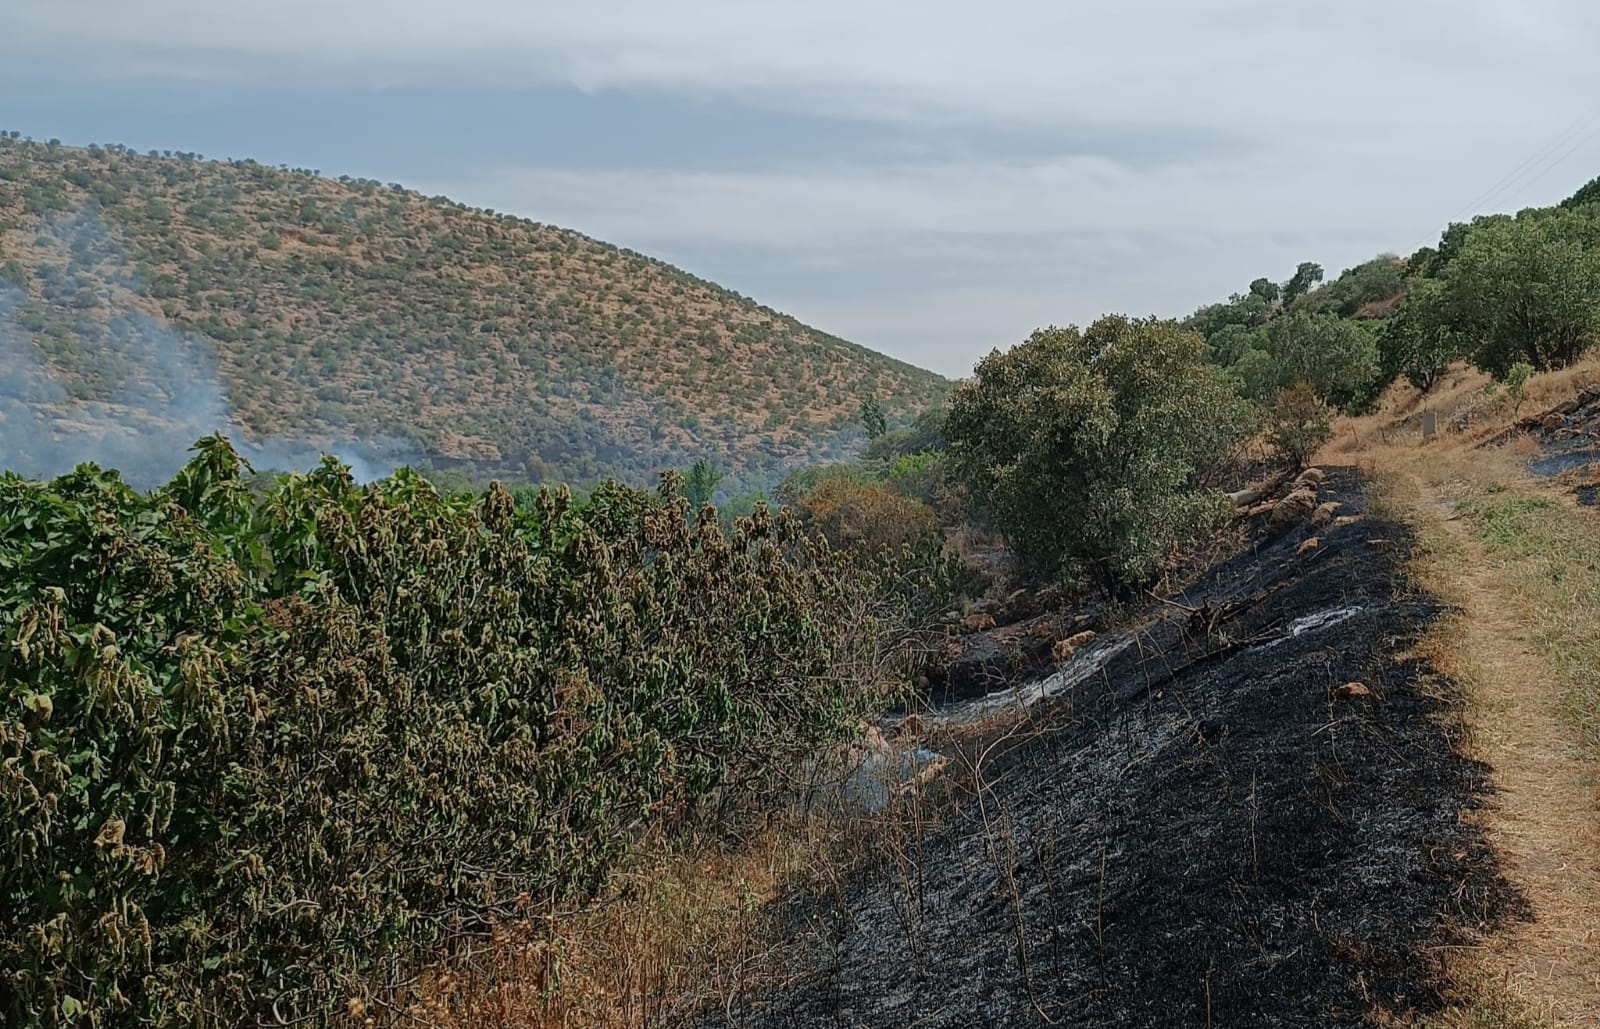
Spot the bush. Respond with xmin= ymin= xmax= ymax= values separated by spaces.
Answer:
xmin=793 ymin=478 xmax=937 ymax=554
xmin=1503 ymin=361 xmax=1534 ymax=417
xmin=0 ymin=440 xmax=885 ymax=1025
xmin=790 ymin=477 xmax=971 ymax=639
xmin=1442 ymin=209 xmax=1600 ymax=376
xmin=1378 ymin=278 xmax=1464 ymax=391
xmin=772 ymin=462 xmax=872 ymax=508
xmin=1266 ymin=383 xmax=1334 ymax=469
xmin=946 ymin=315 xmax=1253 ymax=596
xmin=1262 ymin=313 xmax=1381 ymax=411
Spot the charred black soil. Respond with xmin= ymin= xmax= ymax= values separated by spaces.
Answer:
xmin=705 ymin=468 xmax=1521 ymax=1027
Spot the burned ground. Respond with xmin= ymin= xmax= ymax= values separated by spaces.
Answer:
xmin=703 ymin=468 xmax=1520 ymax=1027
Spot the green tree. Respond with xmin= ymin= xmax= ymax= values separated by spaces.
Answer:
xmin=1561 ymin=175 xmax=1600 ymax=210
xmin=1378 ymin=278 xmax=1463 ymax=391
xmin=859 ymin=395 xmax=888 ymax=440
xmin=1263 ymin=313 xmax=1380 ymax=410
xmin=1443 ymin=209 xmax=1600 ymax=376
xmin=1316 ymin=256 xmax=1404 ymax=317
xmin=683 ymin=457 xmax=723 ymax=509
xmin=1248 ymin=277 xmax=1280 ymax=303
xmin=1282 ymin=261 xmax=1324 ymax=305
xmin=946 ymin=316 xmax=1252 ymax=596
xmin=1205 ymin=323 xmax=1265 ymax=367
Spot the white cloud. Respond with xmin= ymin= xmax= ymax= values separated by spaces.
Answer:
xmin=419 ymin=143 xmax=1470 ymax=375
xmin=9 ymin=0 xmax=1600 ymax=376
xmin=9 ymin=1 xmax=1600 ymax=135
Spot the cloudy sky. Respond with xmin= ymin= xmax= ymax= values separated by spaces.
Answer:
xmin=4 ymin=1 xmax=1599 ymax=377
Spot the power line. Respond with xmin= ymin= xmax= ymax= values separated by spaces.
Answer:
xmin=1449 ymin=112 xmax=1600 ymax=223
xmin=1514 ymin=124 xmax=1600 ymax=202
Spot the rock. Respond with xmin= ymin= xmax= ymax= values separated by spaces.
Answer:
xmin=1311 ymin=501 xmax=1342 ymax=528
xmin=1335 ymin=681 xmax=1372 ymax=700
xmin=966 ymin=597 xmax=1001 ymax=617
xmin=892 ymin=713 xmax=925 ymax=739
xmin=1295 ymin=537 xmax=1320 ymax=556
xmin=1269 ymin=489 xmax=1319 ymax=532
xmin=1227 ymin=486 xmax=1266 ymax=507
xmin=963 ymin=613 xmax=997 ymax=632
xmin=1052 ymin=629 xmax=1098 ymax=663
xmin=1333 ymin=515 xmax=1363 ymax=528
xmin=1542 ymin=413 xmax=1566 ymax=433
xmin=1293 ymin=467 xmax=1326 ymax=490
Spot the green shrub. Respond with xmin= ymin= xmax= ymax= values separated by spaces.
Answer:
xmin=1262 ymin=313 xmax=1381 ymax=410
xmin=1378 ymin=278 xmax=1464 ymax=391
xmin=1443 ymin=209 xmax=1600 ymax=376
xmin=1266 ymin=383 xmax=1333 ymax=469
xmin=1503 ymin=361 xmax=1534 ymax=417
xmin=946 ymin=315 xmax=1252 ymax=596
xmin=0 ymin=440 xmax=885 ymax=1025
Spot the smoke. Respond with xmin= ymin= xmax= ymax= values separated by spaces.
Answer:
xmin=0 ymin=207 xmax=416 ymax=489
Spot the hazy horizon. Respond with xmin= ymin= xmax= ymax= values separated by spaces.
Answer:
xmin=5 ymin=1 xmax=1599 ymax=378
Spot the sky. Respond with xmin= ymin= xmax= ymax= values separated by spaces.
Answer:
xmin=4 ymin=1 xmax=1600 ymax=378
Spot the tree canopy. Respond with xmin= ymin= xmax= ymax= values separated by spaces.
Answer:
xmin=946 ymin=316 xmax=1252 ymax=595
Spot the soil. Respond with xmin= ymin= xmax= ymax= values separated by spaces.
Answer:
xmin=1422 ymin=502 xmax=1600 ymax=1024
xmin=701 ymin=467 xmax=1522 ymax=1027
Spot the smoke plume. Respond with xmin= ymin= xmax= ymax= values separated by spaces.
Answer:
xmin=0 ymin=207 xmax=415 ymax=489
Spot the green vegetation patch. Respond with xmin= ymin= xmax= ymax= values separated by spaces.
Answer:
xmin=0 ymin=439 xmax=911 ymax=1026
xmin=1461 ymin=491 xmax=1600 ymax=757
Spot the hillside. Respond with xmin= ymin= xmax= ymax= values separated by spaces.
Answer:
xmin=0 ymin=135 xmax=947 ymax=488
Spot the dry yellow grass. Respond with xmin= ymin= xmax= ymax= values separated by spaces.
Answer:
xmin=386 ymin=744 xmax=954 ymax=1029
xmin=385 ymin=818 xmax=832 ymax=1028
xmin=1327 ymin=360 xmax=1600 ymax=1027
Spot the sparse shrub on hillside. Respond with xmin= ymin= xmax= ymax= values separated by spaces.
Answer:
xmin=946 ymin=315 xmax=1253 ymax=597
xmin=0 ymin=441 xmax=900 ymax=1026
xmin=1441 ymin=209 xmax=1600 ymax=376
xmin=0 ymin=137 xmax=948 ymax=490
xmin=1502 ymin=361 xmax=1534 ymax=416
xmin=1266 ymin=383 xmax=1333 ymax=469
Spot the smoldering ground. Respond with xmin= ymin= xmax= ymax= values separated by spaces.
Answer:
xmin=703 ymin=467 xmax=1522 ymax=1028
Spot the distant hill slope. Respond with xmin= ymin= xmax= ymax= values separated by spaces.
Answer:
xmin=0 ymin=136 xmax=947 ymax=488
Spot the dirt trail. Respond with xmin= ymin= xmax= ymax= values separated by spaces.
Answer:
xmin=1406 ymin=476 xmax=1600 ymax=1025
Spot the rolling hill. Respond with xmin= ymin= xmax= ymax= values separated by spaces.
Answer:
xmin=0 ymin=134 xmax=947 ymax=489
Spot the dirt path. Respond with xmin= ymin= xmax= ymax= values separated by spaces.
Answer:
xmin=1405 ymin=477 xmax=1600 ymax=1026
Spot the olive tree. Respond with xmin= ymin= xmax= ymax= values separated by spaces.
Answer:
xmin=1378 ymin=278 xmax=1463 ymax=391
xmin=1263 ymin=313 xmax=1381 ymax=410
xmin=946 ymin=315 xmax=1253 ymax=597
xmin=1442 ymin=209 xmax=1600 ymax=376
